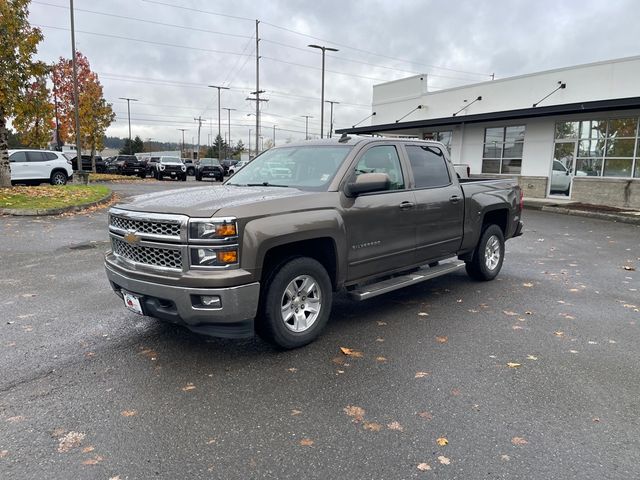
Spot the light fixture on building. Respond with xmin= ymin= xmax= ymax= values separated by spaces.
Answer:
xmin=453 ymin=96 xmax=482 ymax=117
xmin=533 ymin=81 xmax=566 ymax=107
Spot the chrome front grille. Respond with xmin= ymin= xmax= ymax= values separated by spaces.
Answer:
xmin=111 ymin=236 xmax=183 ymax=270
xmin=110 ymin=215 xmax=181 ymax=237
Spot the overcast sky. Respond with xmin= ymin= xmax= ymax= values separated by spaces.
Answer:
xmin=28 ymin=0 xmax=640 ymax=148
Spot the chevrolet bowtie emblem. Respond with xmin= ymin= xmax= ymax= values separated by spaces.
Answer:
xmin=124 ymin=232 xmax=141 ymax=245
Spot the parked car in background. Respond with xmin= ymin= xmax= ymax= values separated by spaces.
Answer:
xmin=182 ymin=158 xmax=197 ymax=176
xmin=228 ymin=160 xmax=250 ymax=176
xmin=118 ymin=155 xmax=147 ymax=177
xmin=147 ymin=156 xmax=187 ymax=181
xmin=103 ymin=157 xmax=120 ymax=174
xmin=195 ymin=158 xmax=224 ymax=181
xmin=8 ymin=149 xmax=73 ymax=185
xmin=67 ymin=154 xmax=106 ymax=173
xmin=219 ymin=158 xmax=238 ymax=175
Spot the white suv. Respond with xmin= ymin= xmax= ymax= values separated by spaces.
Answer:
xmin=9 ymin=149 xmax=74 ymax=185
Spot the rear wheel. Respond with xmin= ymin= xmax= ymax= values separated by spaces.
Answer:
xmin=465 ymin=224 xmax=504 ymax=281
xmin=181 ymin=175 xmax=187 ymax=181
xmin=257 ymin=257 xmax=332 ymax=349
xmin=50 ymin=171 xmax=68 ymax=185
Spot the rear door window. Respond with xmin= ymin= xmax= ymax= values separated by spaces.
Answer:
xmin=406 ymin=145 xmax=451 ymax=188
xmin=27 ymin=151 xmax=46 ymax=162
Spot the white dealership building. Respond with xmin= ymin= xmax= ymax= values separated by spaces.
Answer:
xmin=338 ymin=56 xmax=640 ymax=208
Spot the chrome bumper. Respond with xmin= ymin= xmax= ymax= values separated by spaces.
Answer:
xmin=105 ymin=264 xmax=260 ymax=338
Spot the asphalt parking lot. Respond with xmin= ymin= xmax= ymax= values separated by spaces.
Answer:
xmin=1 ymin=181 xmax=639 ymax=479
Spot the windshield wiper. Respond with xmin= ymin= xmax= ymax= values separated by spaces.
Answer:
xmin=246 ymin=182 xmax=289 ymax=187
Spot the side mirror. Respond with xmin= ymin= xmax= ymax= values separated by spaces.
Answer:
xmin=345 ymin=172 xmax=390 ymax=197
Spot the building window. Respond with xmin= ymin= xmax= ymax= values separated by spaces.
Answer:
xmin=423 ymin=131 xmax=452 ymax=154
xmin=554 ymin=117 xmax=639 ymax=178
xmin=481 ymin=126 xmax=525 ymax=174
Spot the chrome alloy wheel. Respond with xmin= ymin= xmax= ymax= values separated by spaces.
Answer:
xmin=485 ymin=235 xmax=501 ymax=271
xmin=280 ymin=274 xmax=322 ymax=333
xmin=51 ymin=172 xmax=66 ymax=185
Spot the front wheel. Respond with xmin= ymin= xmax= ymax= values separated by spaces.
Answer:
xmin=50 ymin=171 xmax=68 ymax=185
xmin=465 ymin=224 xmax=505 ymax=281
xmin=257 ymin=257 xmax=332 ymax=349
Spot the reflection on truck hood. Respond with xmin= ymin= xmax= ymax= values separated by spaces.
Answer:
xmin=115 ymin=185 xmax=311 ymax=217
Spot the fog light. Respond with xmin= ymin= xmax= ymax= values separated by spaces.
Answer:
xmin=200 ymin=295 xmax=221 ymax=307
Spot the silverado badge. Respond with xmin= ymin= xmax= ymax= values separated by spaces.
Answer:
xmin=123 ymin=231 xmax=141 ymax=245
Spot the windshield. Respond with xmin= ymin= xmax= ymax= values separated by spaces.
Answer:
xmin=227 ymin=145 xmax=352 ymax=190
xmin=161 ymin=157 xmax=181 ymax=164
xmin=199 ymin=158 xmax=219 ymax=166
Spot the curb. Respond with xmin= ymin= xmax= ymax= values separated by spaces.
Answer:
xmin=0 ymin=191 xmax=114 ymax=217
xmin=531 ymin=205 xmax=640 ymax=226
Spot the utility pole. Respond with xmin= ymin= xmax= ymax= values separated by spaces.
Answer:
xmin=119 ymin=97 xmax=138 ymax=154
xmin=222 ymin=107 xmax=236 ymax=158
xmin=248 ymin=129 xmax=252 ymax=157
xmin=308 ymin=44 xmax=339 ymax=138
xmin=255 ymin=19 xmax=260 ymax=158
xmin=245 ymin=93 xmax=268 ymax=154
xmin=301 ymin=115 xmax=313 ymax=140
xmin=325 ymin=100 xmax=339 ymax=138
xmin=208 ymin=85 xmax=229 ymax=161
xmin=69 ymin=0 xmax=82 ymax=171
xmin=177 ymin=128 xmax=187 ymax=158
xmin=273 ymin=124 xmax=276 ymax=147
xmin=194 ymin=116 xmax=203 ymax=161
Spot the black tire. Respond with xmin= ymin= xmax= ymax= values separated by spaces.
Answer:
xmin=257 ymin=257 xmax=332 ymax=349
xmin=181 ymin=175 xmax=187 ymax=181
xmin=139 ymin=172 xmax=146 ymax=179
xmin=465 ymin=224 xmax=505 ymax=281
xmin=157 ymin=173 xmax=163 ymax=181
xmin=195 ymin=175 xmax=201 ymax=181
xmin=50 ymin=170 xmax=68 ymax=186
xmin=186 ymin=167 xmax=195 ymax=176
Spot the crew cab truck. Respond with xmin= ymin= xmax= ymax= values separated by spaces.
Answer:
xmin=105 ymin=136 xmax=523 ymax=349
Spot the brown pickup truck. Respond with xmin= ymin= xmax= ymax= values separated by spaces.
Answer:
xmin=105 ymin=135 xmax=523 ymax=348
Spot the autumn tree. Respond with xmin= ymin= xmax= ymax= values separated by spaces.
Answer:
xmin=51 ymin=51 xmax=114 ymax=171
xmin=12 ymin=75 xmax=54 ymax=149
xmin=0 ymin=0 xmax=48 ymax=188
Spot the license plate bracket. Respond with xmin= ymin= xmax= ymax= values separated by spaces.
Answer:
xmin=122 ymin=290 xmax=144 ymax=315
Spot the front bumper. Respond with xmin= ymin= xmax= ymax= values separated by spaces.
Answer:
xmin=105 ymin=263 xmax=260 ymax=338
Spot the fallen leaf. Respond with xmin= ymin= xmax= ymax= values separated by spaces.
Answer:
xmin=522 ymin=282 xmax=534 ymax=287
xmin=82 ymin=446 xmax=95 ymax=453
xmin=343 ymin=405 xmax=366 ymax=422
xmin=299 ymin=438 xmax=314 ymax=446
xmin=592 ymin=417 xmax=600 ymax=423
xmin=376 ymin=321 xmax=387 ymax=326
xmin=451 ymin=388 xmax=461 ymax=396
xmin=82 ymin=455 xmax=104 ymax=465
xmin=331 ymin=356 xmax=346 ymax=365
xmin=503 ymin=310 xmax=519 ymax=316
xmin=435 ymin=335 xmax=448 ymax=344
xmin=438 ymin=455 xmax=451 ymax=465
xmin=588 ymin=341 xmax=598 ymax=345
xmin=109 ymin=476 xmax=121 ymax=480
xmin=287 ymin=367 xmax=298 ymax=372
xmin=468 ymin=308 xmax=479 ymax=313
xmin=375 ymin=356 xmax=387 ymax=363
xmin=181 ymin=383 xmax=196 ymax=392
xmin=456 ymin=299 xmax=463 ymax=303
xmin=340 ymin=347 xmax=363 ymax=358
xmin=569 ymin=349 xmax=579 ymax=353
xmin=58 ymin=431 xmax=86 ymax=453
xmin=507 ymin=362 xmax=521 ymax=368
xmin=375 ymin=337 xmax=384 ymax=342
xmin=511 ymin=436 xmax=528 ymax=446
xmin=417 ymin=411 xmax=433 ymax=420
xmin=526 ymin=355 xmax=538 ymax=360
xmin=569 ymin=288 xmax=579 ymax=292
xmin=436 ymin=437 xmax=449 ymax=446
xmin=121 ymin=410 xmax=137 ymax=417
xmin=387 ymin=421 xmax=403 ymax=431
xmin=206 ymin=438 xmax=217 ymax=445
xmin=501 ymin=454 xmax=510 ymax=461
xmin=554 ymin=331 xmax=565 ymax=337
xmin=415 ymin=371 xmax=430 ymax=378
xmin=623 ymin=266 xmax=636 ymax=271
xmin=418 ymin=312 xmax=429 ymax=316
xmin=363 ymin=421 xmax=383 ymax=431
xmin=416 ymin=463 xmax=432 ymax=471
xmin=291 ymin=409 xmax=302 ymax=416
xmin=525 ymin=311 xmax=533 ymax=315
xmin=0 ymin=451 xmax=8 ymax=459
xmin=512 ymin=325 xmax=524 ymax=330
xmin=6 ymin=416 xmax=25 ymax=423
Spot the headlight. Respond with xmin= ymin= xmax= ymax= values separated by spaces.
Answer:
xmin=181 ymin=166 xmax=186 ymax=171
xmin=189 ymin=219 xmax=237 ymax=240
xmin=190 ymin=247 xmax=238 ymax=267
xmin=159 ymin=165 xmax=165 ymax=170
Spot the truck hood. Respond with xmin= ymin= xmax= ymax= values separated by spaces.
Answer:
xmin=115 ymin=185 xmax=311 ymax=217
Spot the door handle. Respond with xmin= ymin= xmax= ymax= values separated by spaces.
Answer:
xmin=449 ymin=195 xmax=461 ymax=204
xmin=399 ymin=201 xmax=415 ymax=210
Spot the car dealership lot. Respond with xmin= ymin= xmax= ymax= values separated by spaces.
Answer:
xmin=1 ymin=182 xmax=639 ymax=479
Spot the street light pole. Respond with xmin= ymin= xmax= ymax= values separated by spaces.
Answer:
xmin=208 ymin=85 xmax=229 ymax=161
xmin=177 ymin=129 xmax=187 ymax=158
xmin=301 ymin=115 xmax=313 ymax=140
xmin=69 ymin=0 xmax=83 ymax=172
xmin=248 ymin=129 xmax=252 ymax=157
xmin=273 ymin=124 xmax=276 ymax=147
xmin=222 ymin=107 xmax=236 ymax=158
xmin=325 ymin=100 xmax=340 ymax=138
xmin=308 ymin=44 xmax=339 ymax=138
xmin=119 ymin=97 xmax=138 ymax=154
